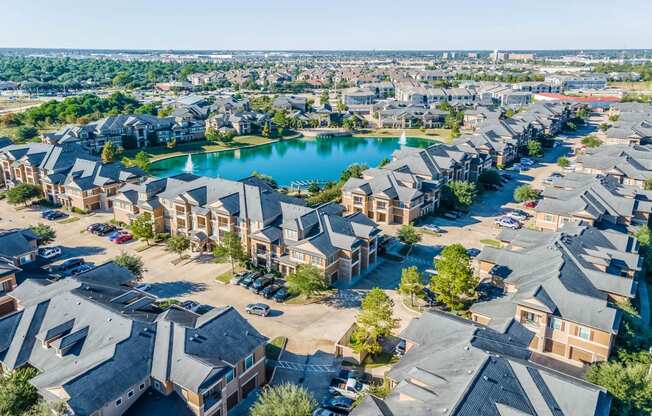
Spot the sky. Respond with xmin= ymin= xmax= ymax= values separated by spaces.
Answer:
xmin=2 ymin=0 xmax=651 ymax=51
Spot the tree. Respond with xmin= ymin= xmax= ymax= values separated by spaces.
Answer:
xmin=319 ymin=90 xmax=329 ymax=105
xmin=581 ymin=135 xmax=603 ymax=148
xmin=339 ymin=163 xmax=368 ymax=183
xmin=478 ymin=169 xmax=502 ymax=188
xmin=6 ymin=183 xmax=42 ymax=206
xmin=645 ymin=179 xmax=652 ymax=191
xmin=307 ymin=181 xmax=321 ymax=194
xmin=205 ymin=127 xmax=221 ymax=142
xmin=557 ymin=156 xmax=570 ymax=168
xmin=378 ymin=157 xmax=390 ymax=168
xmin=0 ymin=367 xmax=40 ymax=416
xmin=130 ymin=213 xmax=154 ymax=245
xmin=586 ymin=361 xmax=652 ymax=415
xmin=442 ymin=181 xmax=477 ymax=209
xmin=352 ymin=288 xmax=398 ymax=355
xmin=431 ymin=244 xmax=478 ymax=311
xmin=513 ymin=184 xmax=539 ymax=202
xmin=213 ymin=231 xmax=247 ymax=274
xmin=251 ymin=171 xmax=278 ymax=188
xmin=526 ymin=140 xmax=543 ymax=157
xmin=261 ymin=123 xmax=272 ymax=138
xmin=101 ymin=141 xmax=119 ymax=163
xmin=167 ymin=234 xmax=190 ymax=260
xmin=397 ymin=224 xmax=421 ymax=245
xmin=286 ymin=265 xmax=329 ymax=298
xmin=30 ymin=223 xmax=56 ymax=244
xmin=398 ymin=266 xmax=422 ymax=307
xmin=336 ymin=100 xmax=348 ymax=112
xmin=114 ymin=252 xmax=145 ymax=279
xmin=599 ymin=123 xmax=610 ymax=131
xmin=250 ymin=383 xmax=316 ymax=416
xmin=16 ymin=126 xmax=38 ymax=141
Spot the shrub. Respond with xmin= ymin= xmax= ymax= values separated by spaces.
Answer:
xmin=154 ymin=232 xmax=170 ymax=243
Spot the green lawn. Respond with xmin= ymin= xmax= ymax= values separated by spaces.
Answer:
xmin=352 ymin=128 xmax=453 ymax=142
xmin=216 ymin=271 xmax=234 ymax=284
xmin=480 ymin=239 xmax=503 ymax=248
xmin=265 ymin=336 xmax=287 ymax=360
xmin=362 ymin=352 xmax=400 ymax=368
xmin=126 ymin=136 xmax=278 ymax=161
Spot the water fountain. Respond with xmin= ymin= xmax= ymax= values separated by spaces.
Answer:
xmin=183 ymin=154 xmax=194 ymax=173
xmin=399 ymin=131 xmax=407 ymax=146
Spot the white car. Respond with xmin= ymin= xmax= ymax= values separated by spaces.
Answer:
xmin=520 ymin=158 xmax=534 ymax=166
xmin=495 ymin=216 xmax=521 ymax=229
xmin=421 ymin=224 xmax=442 ymax=233
xmin=37 ymin=246 xmax=62 ymax=259
xmin=135 ymin=284 xmax=152 ymax=292
xmin=506 ymin=210 xmax=528 ymax=221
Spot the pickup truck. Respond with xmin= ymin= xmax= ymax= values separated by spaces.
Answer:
xmin=328 ymin=377 xmax=367 ymax=399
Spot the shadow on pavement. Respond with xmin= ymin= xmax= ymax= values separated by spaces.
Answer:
xmin=148 ymin=281 xmax=208 ymax=298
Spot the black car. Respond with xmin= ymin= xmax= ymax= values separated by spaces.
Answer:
xmin=45 ymin=210 xmax=67 ymax=221
xmin=92 ymin=224 xmax=117 ymax=236
xmin=260 ymin=282 xmax=283 ymax=298
xmin=250 ymin=276 xmax=274 ymax=293
xmin=321 ymin=396 xmax=354 ymax=413
xmin=422 ymin=287 xmax=437 ymax=305
xmin=48 ymin=258 xmax=85 ymax=274
xmin=272 ymin=286 xmax=289 ymax=302
xmin=87 ymin=223 xmax=103 ymax=232
xmin=239 ymin=272 xmax=260 ymax=288
xmin=395 ymin=339 xmax=406 ymax=356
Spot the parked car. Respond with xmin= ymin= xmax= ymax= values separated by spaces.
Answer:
xmin=92 ymin=224 xmax=117 ymax=236
xmin=48 ymin=258 xmax=84 ymax=274
xmin=44 ymin=210 xmax=67 ymax=221
xmin=245 ymin=303 xmax=271 ymax=316
xmin=520 ymin=158 xmax=534 ymax=166
xmin=86 ymin=223 xmax=103 ymax=232
xmin=421 ymin=224 xmax=442 ymax=233
xmin=272 ymin=287 xmax=290 ymax=303
xmin=114 ymin=233 xmax=133 ymax=244
xmin=41 ymin=209 xmax=55 ymax=219
xmin=523 ymin=200 xmax=538 ymax=209
xmin=395 ymin=338 xmax=407 ymax=356
xmin=181 ymin=300 xmax=201 ymax=312
xmin=466 ymin=248 xmax=481 ymax=257
xmin=442 ymin=212 xmax=457 ymax=220
xmin=135 ymin=283 xmax=151 ymax=292
xmin=329 ymin=377 xmax=368 ymax=399
xmin=67 ymin=263 xmax=94 ymax=276
xmin=495 ymin=216 xmax=521 ymax=229
xmin=250 ymin=275 xmax=274 ymax=294
xmin=321 ymin=396 xmax=354 ymax=413
xmin=108 ymin=230 xmax=130 ymax=241
xmin=422 ymin=287 xmax=437 ymax=305
xmin=260 ymin=282 xmax=284 ymax=299
xmin=312 ymin=408 xmax=341 ymax=416
xmin=506 ymin=210 xmax=528 ymax=221
xmin=230 ymin=272 xmax=248 ymax=285
xmin=37 ymin=246 xmax=62 ymax=260
xmin=239 ymin=272 xmax=260 ymax=288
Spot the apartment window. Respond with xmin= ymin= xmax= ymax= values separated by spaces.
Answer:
xmin=376 ymin=201 xmax=387 ymax=210
xmin=548 ymin=317 xmax=564 ymax=331
xmin=543 ymin=214 xmax=554 ymax=222
xmin=225 ymin=368 xmax=234 ymax=383
xmin=577 ymin=326 xmax=592 ymax=340
xmin=284 ymin=229 xmax=298 ymax=241
xmin=244 ymin=354 xmax=254 ymax=370
xmin=139 ymin=384 xmax=145 ymax=391
xmin=353 ymin=196 xmax=364 ymax=205
xmin=128 ymin=390 xmax=134 ymax=398
xmin=311 ymin=256 xmax=321 ymax=266
xmin=291 ymin=251 xmax=304 ymax=262
xmin=521 ymin=311 xmax=539 ymax=325
xmin=115 ymin=398 xmax=122 ymax=407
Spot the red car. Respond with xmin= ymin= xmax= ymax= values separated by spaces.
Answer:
xmin=524 ymin=201 xmax=538 ymax=209
xmin=114 ymin=233 xmax=133 ymax=244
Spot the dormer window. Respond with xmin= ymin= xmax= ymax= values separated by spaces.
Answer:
xmin=284 ymin=229 xmax=298 ymax=241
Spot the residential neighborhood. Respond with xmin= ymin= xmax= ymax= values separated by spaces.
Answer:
xmin=1 ymin=5 xmax=652 ymax=416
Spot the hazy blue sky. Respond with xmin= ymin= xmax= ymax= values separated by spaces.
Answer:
xmin=2 ymin=0 xmax=651 ymax=50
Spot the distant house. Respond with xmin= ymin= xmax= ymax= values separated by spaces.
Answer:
xmin=0 ymin=272 xmax=267 ymax=416
xmin=576 ymin=144 xmax=652 ymax=188
xmin=0 ymin=228 xmax=39 ymax=266
xmin=272 ymin=95 xmax=308 ymax=112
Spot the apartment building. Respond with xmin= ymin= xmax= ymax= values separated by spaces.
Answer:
xmin=395 ymin=84 xmax=476 ymax=107
xmin=352 ymin=310 xmax=611 ymax=416
xmin=597 ymin=115 xmax=652 ymax=146
xmin=342 ymin=87 xmax=376 ymax=106
xmin=0 ymin=229 xmax=34 ymax=315
xmin=546 ymin=74 xmax=608 ymax=91
xmin=0 ymin=270 xmax=266 ymax=416
xmin=0 ymin=142 xmax=146 ymax=211
xmin=43 ymin=115 xmax=205 ymax=153
xmin=472 ymin=231 xmax=624 ymax=366
xmin=113 ymin=174 xmax=381 ymax=285
xmin=341 ymin=142 xmax=492 ymax=224
xmin=576 ymin=144 xmax=652 ymax=188
xmin=534 ymin=172 xmax=652 ymax=231
xmin=373 ymin=103 xmax=447 ymax=129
